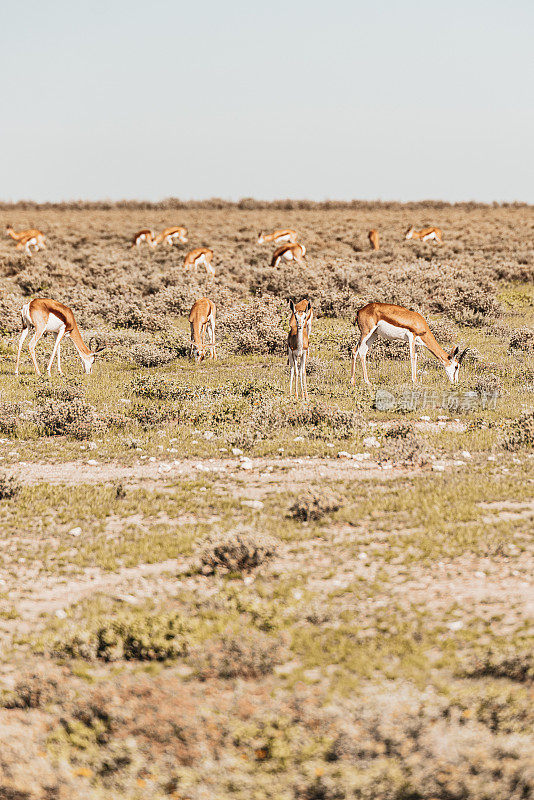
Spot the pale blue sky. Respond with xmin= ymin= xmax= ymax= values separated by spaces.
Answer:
xmin=2 ymin=0 xmax=533 ymax=202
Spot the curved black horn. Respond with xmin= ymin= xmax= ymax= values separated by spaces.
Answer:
xmin=89 ymin=336 xmax=101 ymax=352
xmin=457 ymin=347 xmax=469 ymax=364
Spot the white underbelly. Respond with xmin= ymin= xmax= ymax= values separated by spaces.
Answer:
xmin=45 ymin=313 xmax=66 ymax=333
xmin=375 ymin=321 xmax=411 ymax=342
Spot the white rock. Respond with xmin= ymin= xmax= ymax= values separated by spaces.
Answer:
xmin=204 ymin=431 xmax=215 ymax=440
xmin=294 ymin=436 xmax=304 ymax=442
xmin=148 ymin=457 xmax=156 ymax=463
xmin=241 ymin=499 xmax=264 ymax=510
xmin=55 ymin=609 xmax=67 ymax=619
xmin=241 ymin=461 xmax=253 ymax=471
xmin=447 ymin=620 xmax=464 ymax=631
xmin=243 ymin=576 xmax=254 ymax=586
xmin=358 ymin=552 xmax=368 ymax=560
xmin=432 ymin=464 xmax=445 ymax=472
xmin=461 ymin=450 xmax=472 ymax=459
xmin=87 ymin=459 xmax=99 ymax=466
xmin=158 ymin=464 xmax=172 ymax=473
xmin=87 ymin=442 xmax=97 ymax=450
xmin=353 ymin=453 xmax=371 ymax=462
xmin=232 ymin=447 xmax=243 ymax=455
xmin=115 ymin=594 xmax=138 ymax=605
xmin=337 ymin=451 xmax=352 ymax=458
xmin=475 ymin=571 xmax=486 ymax=578
xmin=292 ymin=589 xmax=303 ymax=600
xmin=363 ymin=436 xmax=380 ymax=448
xmin=68 ymin=527 xmax=82 ymax=537
xmin=420 ymin=415 xmax=431 ymax=421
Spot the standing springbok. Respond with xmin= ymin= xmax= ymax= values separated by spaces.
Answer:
xmin=350 ymin=302 xmax=467 ymax=386
xmin=271 ymin=242 xmax=306 ymax=268
xmin=15 ymin=298 xmax=106 ymax=377
xmin=404 ymin=226 xmax=443 ymax=243
xmin=258 ymin=229 xmax=297 ymax=245
xmin=183 ymin=247 xmax=215 ymax=276
xmin=288 ymin=299 xmax=313 ymax=401
xmin=368 ymin=229 xmax=380 ymax=250
xmin=189 ymin=298 xmax=217 ymax=362
xmin=154 ymin=226 xmax=188 ymax=246
xmin=6 ymin=225 xmax=46 ymax=254
xmin=132 ymin=229 xmax=155 ymax=247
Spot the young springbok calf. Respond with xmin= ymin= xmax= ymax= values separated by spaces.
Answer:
xmin=16 ymin=298 xmax=106 ymax=376
xmin=6 ymin=225 xmax=46 ymax=254
xmin=350 ymin=302 xmax=467 ymax=386
xmin=189 ymin=297 xmax=217 ymax=362
xmin=404 ymin=226 xmax=443 ymax=243
xmin=154 ymin=226 xmax=188 ymax=246
xmin=257 ymin=229 xmax=297 ymax=245
xmin=132 ymin=229 xmax=155 ymax=247
xmin=368 ymin=229 xmax=380 ymax=250
xmin=271 ymin=242 xmax=306 ymax=268
xmin=288 ymin=299 xmax=313 ymax=401
xmin=183 ymin=247 xmax=215 ymax=276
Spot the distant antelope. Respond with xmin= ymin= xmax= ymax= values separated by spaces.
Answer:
xmin=15 ymin=298 xmax=107 ymax=377
xmin=132 ymin=229 xmax=155 ymax=247
xmin=271 ymin=242 xmax=306 ymax=268
xmin=368 ymin=229 xmax=379 ymax=250
xmin=189 ymin=297 xmax=217 ymax=362
xmin=404 ymin=226 xmax=443 ymax=243
xmin=288 ymin=299 xmax=313 ymax=401
xmin=350 ymin=302 xmax=467 ymax=386
xmin=6 ymin=225 xmax=46 ymax=254
xmin=154 ymin=226 xmax=188 ymax=246
xmin=258 ymin=229 xmax=297 ymax=245
xmin=183 ymin=247 xmax=215 ymax=276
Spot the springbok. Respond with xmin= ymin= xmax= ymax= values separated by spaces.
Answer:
xmin=350 ymin=302 xmax=467 ymax=386
xmin=15 ymin=298 xmax=107 ymax=377
xmin=288 ymin=299 xmax=313 ymax=401
xmin=132 ymin=229 xmax=155 ymax=247
xmin=258 ymin=229 xmax=297 ymax=245
xmin=271 ymin=242 xmax=306 ymax=268
xmin=189 ymin=298 xmax=217 ymax=362
xmin=6 ymin=226 xmax=46 ymax=254
xmin=368 ymin=229 xmax=379 ymax=250
xmin=154 ymin=226 xmax=188 ymax=246
xmin=404 ymin=226 xmax=443 ymax=243
xmin=183 ymin=247 xmax=215 ymax=276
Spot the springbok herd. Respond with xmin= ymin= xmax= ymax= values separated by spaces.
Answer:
xmin=8 ymin=223 xmax=466 ymax=398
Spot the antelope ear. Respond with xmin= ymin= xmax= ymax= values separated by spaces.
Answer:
xmin=306 ymin=299 xmax=312 ymax=311
xmin=450 ymin=345 xmax=460 ymax=359
xmin=289 ymin=300 xmax=296 ymax=314
xmin=457 ymin=347 xmax=468 ymax=363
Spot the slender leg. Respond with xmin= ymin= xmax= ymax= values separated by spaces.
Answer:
xmin=350 ymin=336 xmax=363 ymax=385
xmin=57 ymin=341 xmax=63 ymax=375
xmin=47 ymin=327 xmax=66 ymax=375
xmin=408 ymin=335 xmax=417 ymax=383
xmin=27 ymin=325 xmax=46 ymax=375
xmin=15 ymin=327 xmax=29 ymax=375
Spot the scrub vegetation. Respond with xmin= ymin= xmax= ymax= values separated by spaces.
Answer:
xmin=0 ymin=200 xmax=532 ymax=799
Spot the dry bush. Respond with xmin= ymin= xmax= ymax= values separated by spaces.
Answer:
xmin=130 ymin=343 xmax=177 ymax=367
xmin=509 ymin=327 xmax=534 ymax=354
xmin=190 ymin=628 xmax=288 ymax=679
xmin=129 ymin=403 xmax=175 ymax=428
xmin=52 ymin=611 xmax=191 ymax=662
xmin=462 ymin=647 xmax=534 ymax=683
xmin=502 ymin=411 xmax=534 ymax=451
xmin=379 ymin=422 xmax=432 ymax=466
xmin=288 ymin=488 xmax=341 ymax=521
xmin=4 ymin=665 xmax=68 ymax=708
xmin=198 ymin=531 xmax=277 ymax=574
xmin=0 ymin=401 xmax=22 ymax=435
xmin=218 ymin=298 xmax=286 ymax=354
xmin=0 ymin=474 xmax=21 ymax=500
xmin=34 ymin=398 xmax=101 ymax=439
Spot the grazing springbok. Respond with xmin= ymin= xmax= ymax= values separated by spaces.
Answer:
xmin=350 ymin=302 xmax=467 ymax=386
xmin=368 ymin=229 xmax=380 ymax=250
xmin=271 ymin=242 xmax=306 ymax=268
xmin=189 ymin=298 xmax=217 ymax=362
xmin=132 ymin=229 xmax=155 ymax=247
xmin=15 ymin=298 xmax=107 ymax=377
xmin=6 ymin=225 xmax=46 ymax=254
xmin=258 ymin=229 xmax=297 ymax=245
xmin=183 ymin=247 xmax=215 ymax=276
xmin=404 ymin=226 xmax=443 ymax=243
xmin=154 ymin=226 xmax=188 ymax=246
xmin=288 ymin=299 xmax=313 ymax=401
